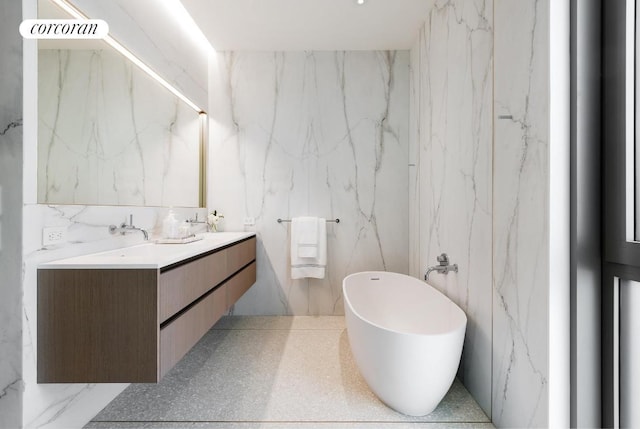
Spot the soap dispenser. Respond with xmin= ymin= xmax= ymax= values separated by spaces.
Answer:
xmin=178 ymin=220 xmax=192 ymax=238
xmin=162 ymin=209 xmax=180 ymax=239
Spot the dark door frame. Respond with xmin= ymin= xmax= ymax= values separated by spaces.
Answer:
xmin=602 ymin=0 xmax=640 ymax=426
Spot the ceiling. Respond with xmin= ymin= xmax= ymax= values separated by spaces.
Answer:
xmin=180 ymin=0 xmax=431 ymax=51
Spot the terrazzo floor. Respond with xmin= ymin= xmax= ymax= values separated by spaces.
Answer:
xmin=87 ymin=316 xmax=494 ymax=429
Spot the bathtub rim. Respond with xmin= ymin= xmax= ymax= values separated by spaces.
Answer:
xmin=342 ymin=271 xmax=467 ymax=339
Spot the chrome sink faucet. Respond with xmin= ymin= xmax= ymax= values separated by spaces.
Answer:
xmin=109 ymin=214 xmax=149 ymax=240
xmin=425 ymin=253 xmax=458 ymax=281
xmin=186 ymin=212 xmax=206 ymax=224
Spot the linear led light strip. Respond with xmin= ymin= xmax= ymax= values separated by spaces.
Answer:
xmin=50 ymin=0 xmax=205 ymax=113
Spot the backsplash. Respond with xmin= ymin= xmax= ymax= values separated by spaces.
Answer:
xmin=208 ymin=51 xmax=410 ymax=315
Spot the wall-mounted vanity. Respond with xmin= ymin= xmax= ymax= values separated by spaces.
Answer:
xmin=37 ymin=232 xmax=256 ymax=383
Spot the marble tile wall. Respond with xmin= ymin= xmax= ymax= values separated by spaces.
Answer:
xmin=0 ymin=0 xmax=24 ymax=427
xmin=208 ymin=51 xmax=409 ymax=315
xmin=409 ymin=0 xmax=493 ymax=418
xmin=38 ymin=49 xmax=201 ymax=207
xmin=411 ymin=1 xmax=554 ymax=426
xmin=408 ymin=35 xmax=420 ymax=278
xmin=493 ymin=0 xmax=549 ymax=427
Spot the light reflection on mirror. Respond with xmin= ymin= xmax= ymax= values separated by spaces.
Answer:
xmin=37 ymin=0 xmax=204 ymax=207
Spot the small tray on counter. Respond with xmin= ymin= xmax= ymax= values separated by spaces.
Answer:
xmin=156 ymin=235 xmax=203 ymax=244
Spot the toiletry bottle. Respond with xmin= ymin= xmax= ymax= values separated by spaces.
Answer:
xmin=178 ymin=220 xmax=191 ymax=239
xmin=162 ymin=209 xmax=179 ymax=239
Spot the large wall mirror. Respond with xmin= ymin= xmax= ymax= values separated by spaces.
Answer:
xmin=37 ymin=0 xmax=205 ymax=207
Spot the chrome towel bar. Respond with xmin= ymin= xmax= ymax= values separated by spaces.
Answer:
xmin=277 ymin=218 xmax=340 ymax=223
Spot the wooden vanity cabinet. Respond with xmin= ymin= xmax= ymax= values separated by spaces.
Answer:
xmin=37 ymin=269 xmax=159 ymax=383
xmin=38 ymin=236 xmax=256 ymax=383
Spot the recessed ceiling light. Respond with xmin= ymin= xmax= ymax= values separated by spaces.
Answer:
xmin=357 ymin=0 xmax=365 ymax=5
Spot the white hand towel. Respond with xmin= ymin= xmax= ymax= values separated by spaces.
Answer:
xmin=295 ymin=217 xmax=318 ymax=258
xmin=291 ymin=217 xmax=326 ymax=279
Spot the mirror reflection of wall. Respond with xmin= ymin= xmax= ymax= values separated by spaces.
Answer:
xmin=37 ymin=0 xmax=203 ymax=207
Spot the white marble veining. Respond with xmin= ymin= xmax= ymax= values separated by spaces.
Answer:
xmin=408 ymin=37 xmax=421 ymax=278
xmin=70 ymin=0 xmax=209 ymax=110
xmin=410 ymin=0 xmax=493 ymax=417
xmin=38 ymin=48 xmax=201 ymax=207
xmin=0 ymin=1 xmax=24 ymax=427
xmin=493 ymin=0 xmax=549 ymax=427
xmin=411 ymin=2 xmax=554 ymax=425
xmin=40 ymin=231 xmax=254 ymax=269
xmin=209 ymin=51 xmax=409 ymax=316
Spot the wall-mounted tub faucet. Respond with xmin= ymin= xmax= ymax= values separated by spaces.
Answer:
xmin=109 ymin=214 xmax=149 ymax=240
xmin=425 ymin=253 xmax=458 ymax=281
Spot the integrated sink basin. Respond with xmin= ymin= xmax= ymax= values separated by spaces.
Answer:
xmin=39 ymin=231 xmax=255 ymax=269
xmin=198 ymin=231 xmax=245 ymax=242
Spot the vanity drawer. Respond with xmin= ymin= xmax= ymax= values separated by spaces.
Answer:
xmin=159 ymin=284 xmax=226 ymax=378
xmin=159 ymin=250 xmax=227 ymax=323
xmin=226 ymin=261 xmax=256 ymax=308
xmin=227 ymin=237 xmax=256 ymax=274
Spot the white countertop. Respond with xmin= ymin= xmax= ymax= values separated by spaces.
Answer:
xmin=38 ymin=232 xmax=256 ymax=270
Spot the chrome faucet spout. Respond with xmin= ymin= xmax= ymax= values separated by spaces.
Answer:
xmin=424 ymin=253 xmax=458 ymax=281
xmin=425 ymin=266 xmax=441 ymax=281
xmin=139 ymin=228 xmax=149 ymax=241
xmin=109 ymin=215 xmax=149 ymax=240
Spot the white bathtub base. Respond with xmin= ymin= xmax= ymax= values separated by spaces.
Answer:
xmin=343 ymin=271 xmax=467 ymax=417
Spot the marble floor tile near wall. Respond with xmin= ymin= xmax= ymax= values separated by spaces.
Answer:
xmin=87 ymin=317 xmax=493 ymax=429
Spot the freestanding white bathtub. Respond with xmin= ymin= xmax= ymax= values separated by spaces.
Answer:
xmin=343 ymin=271 xmax=467 ymax=416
